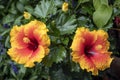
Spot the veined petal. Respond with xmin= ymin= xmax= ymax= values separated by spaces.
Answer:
xmin=94 ymin=30 xmax=109 ymax=51
xmin=70 ymin=37 xmax=84 ymax=52
xmin=25 ymin=46 xmax=45 ymax=67
xmin=8 ymin=47 xmax=32 ymax=64
xmin=10 ymin=26 xmax=27 ymax=49
xmin=72 ymin=51 xmax=98 ymax=75
xmin=24 ymin=20 xmax=48 ymax=38
xmin=79 ymin=55 xmax=98 ymax=75
xmin=76 ymin=27 xmax=97 ymax=45
xmin=33 ymin=29 xmax=50 ymax=46
xmin=91 ymin=52 xmax=113 ymax=70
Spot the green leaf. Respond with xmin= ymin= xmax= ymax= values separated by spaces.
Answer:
xmin=2 ymin=14 xmax=15 ymax=24
xmin=19 ymin=0 xmax=29 ymax=4
xmin=18 ymin=65 xmax=26 ymax=79
xmin=93 ymin=0 xmax=108 ymax=10
xmin=10 ymin=68 xmax=17 ymax=78
xmin=75 ymin=0 xmax=89 ymax=10
xmin=34 ymin=0 xmax=56 ymax=18
xmin=24 ymin=5 xmax=34 ymax=14
xmin=19 ymin=66 xmax=26 ymax=74
xmin=54 ymin=0 xmax=63 ymax=7
xmin=78 ymin=0 xmax=89 ymax=4
xmin=14 ymin=16 xmax=23 ymax=25
xmin=53 ymin=46 xmax=66 ymax=63
xmin=50 ymin=69 xmax=66 ymax=80
xmin=3 ymin=65 xmax=8 ymax=74
xmin=93 ymin=4 xmax=112 ymax=28
xmin=56 ymin=14 xmax=77 ymax=35
xmin=48 ymin=21 xmax=60 ymax=37
xmin=5 ymin=36 xmax=10 ymax=48
xmin=16 ymin=1 xmax=24 ymax=13
xmin=43 ymin=46 xmax=66 ymax=67
xmin=61 ymin=37 xmax=69 ymax=46
xmin=114 ymin=0 xmax=120 ymax=8
xmin=71 ymin=62 xmax=80 ymax=72
xmin=0 ymin=5 xmax=4 ymax=9
xmin=0 ymin=29 xmax=10 ymax=36
xmin=29 ymin=76 xmax=38 ymax=80
xmin=9 ymin=3 xmax=17 ymax=14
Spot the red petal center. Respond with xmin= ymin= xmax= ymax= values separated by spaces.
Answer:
xmin=84 ymin=45 xmax=94 ymax=57
xmin=23 ymin=37 xmax=39 ymax=51
xmin=28 ymin=38 xmax=38 ymax=51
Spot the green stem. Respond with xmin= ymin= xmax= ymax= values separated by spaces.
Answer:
xmin=75 ymin=2 xmax=81 ymax=11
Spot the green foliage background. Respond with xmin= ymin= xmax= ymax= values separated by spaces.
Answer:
xmin=0 ymin=0 xmax=120 ymax=80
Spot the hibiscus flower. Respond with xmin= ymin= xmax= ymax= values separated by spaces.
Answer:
xmin=70 ymin=27 xmax=113 ymax=75
xmin=8 ymin=20 xmax=50 ymax=67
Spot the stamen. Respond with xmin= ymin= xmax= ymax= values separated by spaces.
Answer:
xmin=96 ymin=45 xmax=102 ymax=50
xmin=88 ymin=51 xmax=95 ymax=55
xmin=23 ymin=37 xmax=30 ymax=43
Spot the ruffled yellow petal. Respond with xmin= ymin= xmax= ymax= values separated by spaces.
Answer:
xmin=8 ymin=47 xmax=32 ymax=64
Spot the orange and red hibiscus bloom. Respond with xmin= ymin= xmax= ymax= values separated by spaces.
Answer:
xmin=70 ymin=27 xmax=113 ymax=75
xmin=7 ymin=20 xmax=50 ymax=67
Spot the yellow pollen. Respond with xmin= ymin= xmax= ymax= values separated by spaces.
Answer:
xmin=23 ymin=37 xmax=30 ymax=43
xmin=96 ymin=45 xmax=102 ymax=50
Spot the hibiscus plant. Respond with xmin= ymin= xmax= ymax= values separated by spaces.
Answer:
xmin=0 ymin=0 xmax=120 ymax=80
